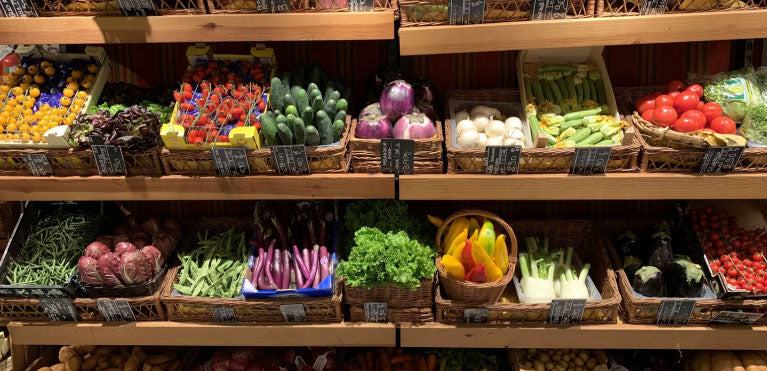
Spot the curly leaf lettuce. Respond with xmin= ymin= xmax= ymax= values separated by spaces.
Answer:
xmin=742 ymin=104 xmax=767 ymax=145
xmin=704 ymin=70 xmax=762 ymax=122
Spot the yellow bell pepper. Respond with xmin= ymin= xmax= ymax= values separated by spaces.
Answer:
xmin=444 ymin=217 xmax=469 ymax=248
xmin=451 ymin=239 xmax=468 ymax=261
xmin=441 ymin=255 xmax=465 ymax=280
xmin=445 ymin=228 xmax=468 ymax=256
xmin=468 ymin=229 xmax=479 ymax=244
xmin=470 ymin=240 xmax=503 ymax=282
xmin=478 ymin=219 xmax=496 ymax=256
xmin=493 ymin=234 xmax=509 ymax=275
xmin=427 ymin=214 xmax=443 ymax=228
xmin=468 ymin=217 xmax=481 ymax=235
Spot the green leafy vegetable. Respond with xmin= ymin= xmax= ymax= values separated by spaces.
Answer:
xmin=704 ymin=68 xmax=762 ymax=122
xmin=337 ymin=227 xmax=435 ymax=289
xmin=344 ymin=200 xmax=432 ymax=246
xmin=742 ymin=104 xmax=767 ymax=144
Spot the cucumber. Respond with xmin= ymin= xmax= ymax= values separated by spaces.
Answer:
xmin=286 ymin=114 xmax=296 ymax=133
xmin=276 ymin=122 xmax=293 ymax=145
xmin=309 ymin=88 xmax=322 ymax=102
xmin=332 ymin=119 xmax=344 ymax=142
xmin=556 ymin=78 xmax=568 ymax=99
xmin=302 ymin=107 xmax=314 ymax=127
xmin=307 ymin=83 xmax=319 ymax=93
xmin=294 ymin=118 xmax=306 ymax=145
xmin=311 ymin=96 xmax=324 ymax=114
xmin=275 ymin=114 xmax=287 ymax=125
xmin=305 ymin=125 xmax=321 ymax=146
xmin=541 ymin=79 xmax=554 ymax=102
xmin=569 ymin=127 xmax=592 ymax=144
xmin=283 ymin=93 xmax=296 ymax=108
xmin=576 ymin=131 xmax=604 ymax=146
xmin=260 ymin=114 xmax=280 ymax=147
xmin=273 ymin=110 xmax=282 ymax=117
xmin=296 ymin=89 xmax=309 ymax=111
xmin=316 ymin=111 xmax=333 ymax=145
xmin=524 ymin=76 xmax=533 ymax=101
xmin=324 ymin=83 xmax=336 ymax=103
xmin=334 ymin=110 xmax=346 ymax=122
xmin=531 ymin=78 xmax=544 ymax=102
xmin=324 ymin=99 xmax=337 ymax=118
xmin=270 ymin=77 xmax=283 ymax=112
xmin=329 ymin=90 xmax=341 ymax=103
xmin=336 ymin=98 xmax=348 ymax=113
xmin=291 ymin=85 xmax=302 ymax=99
xmin=594 ymin=78 xmax=606 ymax=105
xmin=285 ymin=105 xmax=298 ymax=118
xmin=561 ymin=119 xmax=583 ymax=131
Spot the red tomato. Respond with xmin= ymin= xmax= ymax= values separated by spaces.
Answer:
xmin=673 ymin=117 xmax=699 ymax=133
xmin=652 ymin=105 xmax=678 ymax=127
xmin=696 ymin=100 xmax=705 ymax=111
xmin=686 ymin=84 xmax=704 ymax=98
xmin=681 ymin=110 xmax=707 ymax=129
xmin=701 ymin=102 xmax=723 ymax=124
xmin=667 ymin=80 xmax=686 ymax=92
xmin=668 ymin=91 xmax=681 ymax=98
xmin=710 ymin=117 xmax=737 ymax=134
xmin=674 ymin=92 xmax=700 ymax=113
xmin=636 ymin=94 xmax=657 ymax=114
xmin=655 ymin=95 xmax=674 ymax=107
xmin=641 ymin=109 xmax=655 ymax=122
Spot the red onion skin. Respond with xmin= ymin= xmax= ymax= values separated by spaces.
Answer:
xmin=394 ymin=113 xmax=436 ymax=139
xmin=380 ymin=80 xmax=414 ymax=122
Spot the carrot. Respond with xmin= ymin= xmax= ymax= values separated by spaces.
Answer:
xmin=391 ymin=355 xmax=414 ymax=364
xmin=427 ymin=354 xmax=437 ymax=371
xmin=418 ymin=356 xmax=428 ymax=371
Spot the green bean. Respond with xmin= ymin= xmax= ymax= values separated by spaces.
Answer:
xmin=174 ymin=228 xmax=246 ymax=299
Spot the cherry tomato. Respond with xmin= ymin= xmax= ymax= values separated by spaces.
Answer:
xmin=655 ymin=95 xmax=674 ymax=107
xmin=672 ymin=117 xmax=699 ymax=133
xmin=636 ymin=94 xmax=657 ymax=114
xmin=728 ymin=268 xmax=739 ymax=277
xmin=701 ymin=102 xmax=723 ymax=124
xmin=686 ymin=84 xmax=704 ymax=98
xmin=641 ymin=109 xmax=654 ymax=122
xmin=674 ymin=91 xmax=700 ymax=113
xmin=710 ymin=117 xmax=737 ymax=134
xmin=652 ymin=105 xmax=678 ymax=127
xmin=667 ymin=80 xmax=686 ymax=92
xmin=681 ymin=110 xmax=707 ymax=129
xmin=753 ymin=254 xmax=763 ymax=262
xmin=668 ymin=91 xmax=680 ymax=98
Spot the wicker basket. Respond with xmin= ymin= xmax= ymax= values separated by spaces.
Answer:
xmin=33 ymin=0 xmax=204 ymax=16
xmin=160 ymin=218 xmax=343 ymax=323
xmin=343 ymin=278 xmax=434 ymax=307
xmin=435 ymin=209 xmax=517 ymax=304
xmin=0 ymin=147 xmax=163 ymax=176
xmin=596 ymin=0 xmax=766 ymax=17
xmin=400 ymin=0 xmax=593 ymax=26
xmin=82 ymin=266 xmax=169 ymax=299
xmin=435 ymin=220 xmax=620 ymax=325
xmin=205 ymin=0 xmax=397 ymax=13
xmin=598 ymin=218 xmax=767 ymax=324
xmin=614 ymin=87 xmax=767 ymax=172
xmin=161 ymin=116 xmax=351 ymax=176
xmin=348 ymin=304 xmax=434 ymax=322
xmin=349 ymin=119 xmax=443 ymax=174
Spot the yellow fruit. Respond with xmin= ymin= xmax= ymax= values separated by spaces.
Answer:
xmin=14 ymin=95 xmax=23 ymax=103
xmin=40 ymin=61 xmax=51 ymax=68
xmin=63 ymin=117 xmax=72 ymax=126
xmin=67 ymin=82 xmax=78 ymax=91
xmin=87 ymin=64 xmax=98 ymax=73
xmin=21 ymin=74 xmax=32 ymax=84
xmin=0 ymin=93 xmax=6 ymax=101
xmin=11 ymin=133 xmax=19 ymax=140
xmin=73 ymin=97 xmax=84 ymax=106
xmin=62 ymin=88 xmax=74 ymax=98
xmin=29 ymin=88 xmax=40 ymax=98
xmin=19 ymin=83 xmax=29 ymax=91
xmin=13 ymin=66 xmax=25 ymax=75
xmin=27 ymin=65 xmax=38 ymax=75
xmin=59 ymin=97 xmax=71 ymax=106
xmin=70 ymin=104 xmax=81 ymax=113
xmin=40 ymin=104 xmax=49 ymax=112
xmin=23 ymin=100 xmax=34 ymax=108
xmin=84 ymin=74 xmax=95 ymax=81
xmin=41 ymin=137 xmax=47 ymax=143
xmin=81 ymin=80 xmax=92 ymax=89
xmin=22 ymin=108 xmax=32 ymax=116
xmin=20 ymin=132 xmax=30 ymax=141
xmin=44 ymin=66 xmax=55 ymax=76
xmin=11 ymin=87 xmax=22 ymax=96
xmin=34 ymin=75 xmax=45 ymax=84
xmin=31 ymin=133 xmax=41 ymax=142
xmin=6 ymin=123 xmax=17 ymax=132
xmin=70 ymin=70 xmax=82 ymax=79
xmin=75 ymin=91 xmax=87 ymax=99
xmin=0 ymin=85 xmax=9 ymax=93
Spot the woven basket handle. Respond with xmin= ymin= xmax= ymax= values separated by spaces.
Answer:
xmin=434 ymin=209 xmax=518 ymax=260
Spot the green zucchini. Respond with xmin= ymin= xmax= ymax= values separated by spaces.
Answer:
xmin=556 ymin=78 xmax=569 ymax=99
xmin=561 ymin=119 xmax=583 ymax=131
xmin=538 ymin=64 xmax=577 ymax=73
xmin=532 ymin=78 xmax=545 ymax=102
xmin=594 ymin=78 xmax=606 ymax=105
xmin=595 ymin=139 xmax=614 ymax=146
xmin=582 ymin=79 xmax=592 ymax=102
xmin=541 ymin=79 xmax=554 ymax=102
xmin=563 ymin=107 xmax=602 ymax=122
xmin=524 ymin=76 xmax=534 ymax=101
xmin=565 ymin=75 xmax=577 ymax=101
xmin=575 ymin=83 xmax=584 ymax=104
xmin=549 ymin=79 xmax=562 ymax=103
xmin=587 ymin=80 xmax=598 ymax=103
xmin=576 ymin=131 xmax=604 ymax=146
xmin=569 ymin=127 xmax=592 ymax=144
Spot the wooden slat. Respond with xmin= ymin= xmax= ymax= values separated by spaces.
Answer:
xmin=398 ymin=173 xmax=767 ymax=200
xmin=0 ymin=174 xmax=395 ymax=201
xmin=7 ymin=322 xmax=397 ymax=347
xmin=399 ymin=10 xmax=767 ymax=55
xmin=0 ymin=12 xmax=394 ymax=44
xmin=399 ymin=323 xmax=767 ymax=350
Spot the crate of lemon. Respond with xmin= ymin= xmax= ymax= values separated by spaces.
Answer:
xmin=0 ymin=46 xmax=110 ymax=176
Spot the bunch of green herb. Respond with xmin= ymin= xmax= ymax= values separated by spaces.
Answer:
xmin=344 ymin=200 xmax=432 ymax=246
xmin=337 ymin=227 xmax=435 ymax=289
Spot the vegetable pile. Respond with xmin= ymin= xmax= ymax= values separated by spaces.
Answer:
xmin=344 ymin=200 xmax=433 ymax=247
xmin=46 ymin=345 xmax=184 ymax=371
xmin=517 ymin=239 xmax=592 ymax=301
xmin=704 ymin=67 xmax=767 ymax=145
xmin=70 ymin=105 xmax=165 ymax=151
xmin=529 ymin=105 xmax=627 ymax=148
xmin=77 ymin=215 xmax=182 ymax=287
xmin=453 ymin=105 xmax=525 ymax=148
xmin=685 ymin=350 xmax=767 ymax=371
xmin=357 ymin=79 xmax=436 ymax=140
xmin=438 ymin=215 xmax=509 ymax=284
xmin=97 ymin=81 xmax=174 ymax=108
xmin=692 ymin=205 xmax=767 ymax=295
xmin=515 ymin=349 xmax=603 ymax=371
xmin=181 ymin=59 xmax=272 ymax=87
xmin=523 ymin=63 xmax=611 ymax=116
xmin=174 ymin=228 xmax=248 ymax=299
xmin=194 ymin=347 xmax=336 ymax=371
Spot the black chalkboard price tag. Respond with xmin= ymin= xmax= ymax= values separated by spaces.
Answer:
xmin=381 ymin=138 xmax=414 ymax=175
xmin=211 ymin=306 xmax=238 ymax=322
xmin=39 ymin=297 xmax=78 ymax=322
xmin=256 ymin=0 xmax=291 ymax=12
xmin=22 ymin=153 xmax=52 ymax=176
xmin=91 ymin=139 xmax=127 ymax=176
xmin=570 ymin=146 xmax=611 ymax=175
xmin=0 ymin=0 xmax=38 ymax=17
xmin=639 ymin=0 xmax=667 ymax=15
xmin=657 ymin=299 xmax=695 ymax=325
xmin=271 ymin=145 xmax=310 ymax=175
xmin=212 ymin=147 xmax=251 ymax=176
xmin=484 ymin=145 xmax=521 ymax=175
xmin=464 ymin=308 xmax=489 ymax=323
xmin=280 ymin=304 xmax=306 ymax=322
xmin=530 ymin=0 xmax=568 ymax=20
xmin=96 ymin=299 xmax=136 ymax=322
xmin=699 ymin=146 xmax=745 ymax=173
xmin=548 ymin=299 xmax=586 ymax=325
xmin=364 ymin=302 xmax=387 ymax=323
xmin=348 ymin=0 xmax=374 ymax=11
xmin=448 ymin=0 xmax=485 ymax=24
xmin=710 ymin=311 xmax=763 ymax=325
xmin=115 ymin=0 xmax=157 ymax=16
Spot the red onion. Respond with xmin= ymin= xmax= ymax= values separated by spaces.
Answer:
xmin=380 ymin=80 xmax=414 ymax=122
xmin=355 ymin=114 xmax=393 ymax=139
xmin=394 ymin=113 xmax=436 ymax=139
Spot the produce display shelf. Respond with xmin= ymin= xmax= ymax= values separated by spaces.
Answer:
xmin=398 ymin=10 xmax=767 ymax=55
xmin=399 ymin=322 xmax=767 ymax=350
xmin=7 ymin=322 xmax=397 ymax=347
xmin=0 ymin=174 xmax=395 ymax=201
xmin=0 ymin=12 xmax=395 ymax=44
xmin=398 ymin=173 xmax=767 ymax=200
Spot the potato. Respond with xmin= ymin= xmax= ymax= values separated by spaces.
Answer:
xmin=586 ymin=358 xmax=597 ymax=368
xmin=98 ymin=355 xmax=110 ymax=369
xmin=60 ymin=346 xmax=78 ymax=363
xmin=66 ymin=354 xmax=83 ymax=371
xmin=108 ymin=355 xmax=125 ymax=367
xmin=166 ymin=361 xmax=182 ymax=371
xmin=123 ymin=355 xmax=140 ymax=371
xmin=94 ymin=347 xmax=114 ymax=357
xmin=39 ymin=368 xmax=52 ymax=371
xmin=119 ymin=347 xmax=131 ymax=357
xmin=145 ymin=355 xmax=170 ymax=365
xmin=51 ymin=364 xmax=66 ymax=371
xmin=82 ymin=355 xmax=99 ymax=371
xmin=149 ymin=367 xmax=162 ymax=371
xmin=73 ymin=346 xmax=96 ymax=355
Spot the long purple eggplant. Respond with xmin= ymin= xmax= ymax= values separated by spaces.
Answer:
xmin=262 ymin=240 xmax=278 ymax=290
xmin=281 ymin=249 xmax=291 ymax=289
xmin=310 ymin=245 xmax=319 ymax=287
xmin=251 ymin=248 xmax=265 ymax=284
xmin=318 ymin=219 xmax=327 ymax=249
xmin=307 ymin=220 xmax=317 ymax=246
xmin=293 ymin=250 xmax=305 ymax=289
xmin=272 ymin=248 xmax=283 ymax=289
xmin=319 ymin=245 xmax=330 ymax=282
xmin=292 ymin=244 xmax=310 ymax=280
xmin=302 ymin=248 xmax=310 ymax=277
xmin=300 ymin=247 xmax=320 ymax=289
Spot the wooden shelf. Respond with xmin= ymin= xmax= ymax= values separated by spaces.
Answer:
xmin=0 ymin=174 xmax=395 ymax=200
xmin=398 ymin=10 xmax=767 ymax=55
xmin=7 ymin=321 xmax=397 ymax=347
xmin=0 ymin=12 xmax=394 ymax=44
xmin=398 ymin=173 xmax=767 ymax=200
xmin=399 ymin=323 xmax=767 ymax=350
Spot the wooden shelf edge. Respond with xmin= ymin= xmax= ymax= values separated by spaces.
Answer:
xmin=0 ymin=12 xmax=395 ymax=44
xmin=398 ymin=10 xmax=767 ymax=55
xmin=0 ymin=173 xmax=395 ymax=200
xmin=398 ymin=173 xmax=767 ymax=200
xmin=7 ymin=321 xmax=397 ymax=346
xmin=399 ymin=322 xmax=767 ymax=350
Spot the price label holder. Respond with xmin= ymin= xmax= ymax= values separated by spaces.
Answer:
xmin=638 ymin=0 xmax=667 ymax=15
xmin=211 ymin=306 xmax=238 ymax=322
xmin=39 ymin=297 xmax=78 ymax=322
xmin=709 ymin=311 xmax=763 ymax=325
xmin=699 ymin=146 xmax=745 ymax=173
xmin=212 ymin=147 xmax=251 ymax=176
xmin=364 ymin=302 xmax=388 ymax=323
xmin=484 ymin=145 xmax=521 ymax=175
xmin=90 ymin=136 xmax=127 ymax=176
xmin=447 ymin=0 xmax=485 ymax=24
xmin=271 ymin=145 xmax=310 ymax=175
xmin=22 ymin=153 xmax=52 ymax=176
xmin=548 ymin=299 xmax=586 ymax=325
xmin=656 ymin=299 xmax=695 ymax=325
xmin=348 ymin=0 xmax=374 ymax=11
xmin=381 ymin=138 xmax=414 ymax=176
xmin=115 ymin=0 xmax=157 ymax=15
xmin=280 ymin=304 xmax=306 ymax=322
xmin=96 ymin=299 xmax=136 ymax=322
xmin=530 ymin=0 xmax=568 ymax=20
xmin=570 ymin=147 xmax=611 ymax=175
xmin=0 ymin=0 xmax=38 ymax=17
xmin=256 ymin=0 xmax=291 ymax=12
xmin=464 ymin=308 xmax=489 ymax=323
